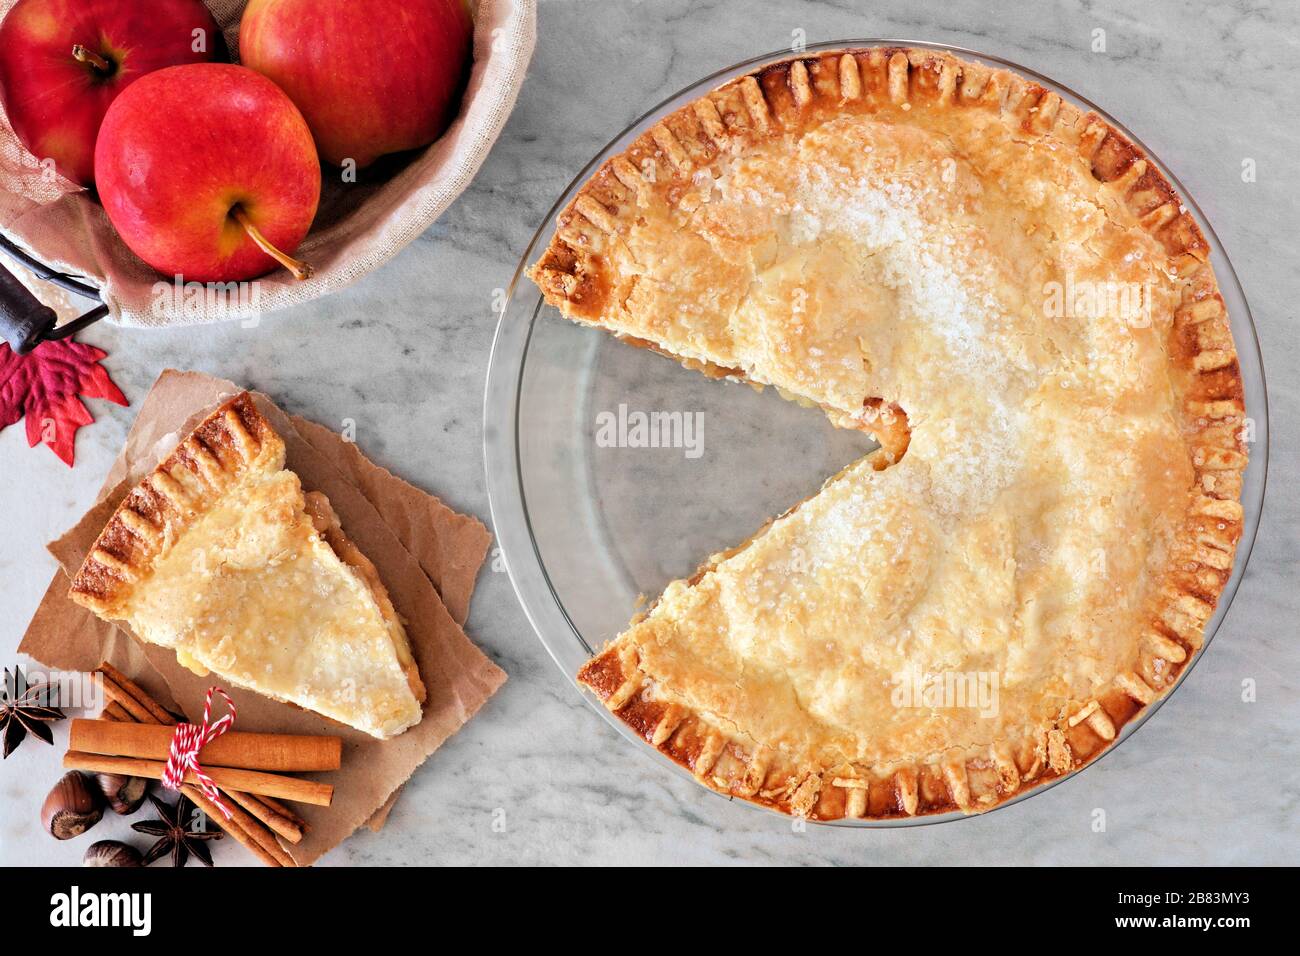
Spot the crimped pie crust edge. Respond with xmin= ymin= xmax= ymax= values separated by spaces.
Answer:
xmin=68 ymin=392 xmax=285 ymax=616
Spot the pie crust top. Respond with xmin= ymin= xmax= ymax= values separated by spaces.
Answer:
xmin=68 ymin=393 xmax=425 ymax=740
xmin=528 ymin=48 xmax=1247 ymax=819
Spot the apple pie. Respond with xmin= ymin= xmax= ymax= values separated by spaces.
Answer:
xmin=529 ymin=48 xmax=1247 ymax=818
xmin=69 ymin=393 xmax=425 ymax=739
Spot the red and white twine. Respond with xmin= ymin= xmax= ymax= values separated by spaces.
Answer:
xmin=162 ymin=686 xmax=237 ymax=819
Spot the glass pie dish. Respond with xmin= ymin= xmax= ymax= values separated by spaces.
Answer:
xmin=483 ymin=39 xmax=1270 ymax=826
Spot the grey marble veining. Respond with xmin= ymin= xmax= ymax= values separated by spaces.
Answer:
xmin=2 ymin=0 xmax=1298 ymax=866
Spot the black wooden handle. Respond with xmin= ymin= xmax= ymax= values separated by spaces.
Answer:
xmin=0 ymin=259 xmax=56 ymax=353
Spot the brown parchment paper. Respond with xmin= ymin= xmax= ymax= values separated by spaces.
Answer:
xmin=19 ymin=370 xmax=504 ymax=865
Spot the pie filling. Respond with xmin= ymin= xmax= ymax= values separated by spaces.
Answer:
xmin=532 ymin=49 xmax=1246 ymax=818
xmin=303 ymin=491 xmax=426 ymax=705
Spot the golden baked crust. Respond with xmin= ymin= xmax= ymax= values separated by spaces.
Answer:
xmin=69 ymin=393 xmax=425 ymax=739
xmin=529 ymin=48 xmax=1247 ymax=819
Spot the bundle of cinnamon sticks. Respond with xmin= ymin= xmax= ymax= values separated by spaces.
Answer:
xmin=68 ymin=663 xmax=343 ymax=867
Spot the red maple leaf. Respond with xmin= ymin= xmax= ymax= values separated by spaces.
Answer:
xmin=0 ymin=339 xmax=127 ymax=466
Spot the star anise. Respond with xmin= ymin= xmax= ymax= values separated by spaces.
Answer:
xmin=131 ymin=793 xmax=223 ymax=867
xmin=1 ymin=666 xmax=65 ymax=758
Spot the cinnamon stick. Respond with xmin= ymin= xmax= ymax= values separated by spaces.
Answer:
xmin=252 ymin=793 xmax=309 ymax=833
xmin=227 ymin=790 xmax=304 ymax=844
xmin=90 ymin=662 xmax=316 ymax=865
xmin=97 ymin=702 xmax=288 ymax=866
xmin=96 ymin=676 xmax=301 ymax=863
xmin=69 ymin=719 xmax=341 ymax=772
xmin=182 ymin=784 xmax=285 ymax=867
xmin=95 ymin=672 xmax=156 ymax=724
xmin=201 ymin=788 xmax=296 ymax=866
xmin=63 ymin=751 xmax=333 ymax=807
xmin=95 ymin=663 xmax=175 ymax=724
xmin=101 ymin=701 xmax=131 ymax=722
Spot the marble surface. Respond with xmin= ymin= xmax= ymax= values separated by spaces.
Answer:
xmin=3 ymin=0 xmax=1298 ymax=866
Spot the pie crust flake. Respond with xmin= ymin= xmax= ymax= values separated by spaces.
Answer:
xmin=69 ymin=393 xmax=425 ymax=740
xmin=528 ymin=48 xmax=1247 ymax=819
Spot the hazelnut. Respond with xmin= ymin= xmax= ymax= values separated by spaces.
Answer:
xmin=83 ymin=840 xmax=143 ymax=868
xmin=95 ymin=772 xmax=148 ymax=815
xmin=41 ymin=771 xmax=103 ymax=840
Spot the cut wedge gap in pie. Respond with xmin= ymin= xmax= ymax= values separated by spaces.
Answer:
xmin=69 ymin=392 xmax=425 ymax=740
xmin=528 ymin=47 xmax=1247 ymax=819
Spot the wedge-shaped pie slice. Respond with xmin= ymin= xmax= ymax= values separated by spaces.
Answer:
xmin=69 ymin=393 xmax=425 ymax=739
xmin=530 ymin=48 xmax=1248 ymax=818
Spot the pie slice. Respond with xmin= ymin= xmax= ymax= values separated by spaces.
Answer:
xmin=529 ymin=48 xmax=1247 ymax=818
xmin=68 ymin=393 xmax=425 ymax=739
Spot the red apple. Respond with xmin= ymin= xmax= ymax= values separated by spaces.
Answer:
xmin=0 ymin=0 xmax=223 ymax=186
xmin=240 ymin=0 xmax=472 ymax=169
xmin=94 ymin=63 xmax=320 ymax=283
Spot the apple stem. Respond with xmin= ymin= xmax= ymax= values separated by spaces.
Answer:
xmin=232 ymin=207 xmax=314 ymax=281
xmin=71 ymin=44 xmax=112 ymax=74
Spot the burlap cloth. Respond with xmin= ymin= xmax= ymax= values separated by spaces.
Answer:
xmin=0 ymin=0 xmax=535 ymax=327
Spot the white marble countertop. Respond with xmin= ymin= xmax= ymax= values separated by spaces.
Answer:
xmin=3 ymin=0 xmax=1297 ymax=866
